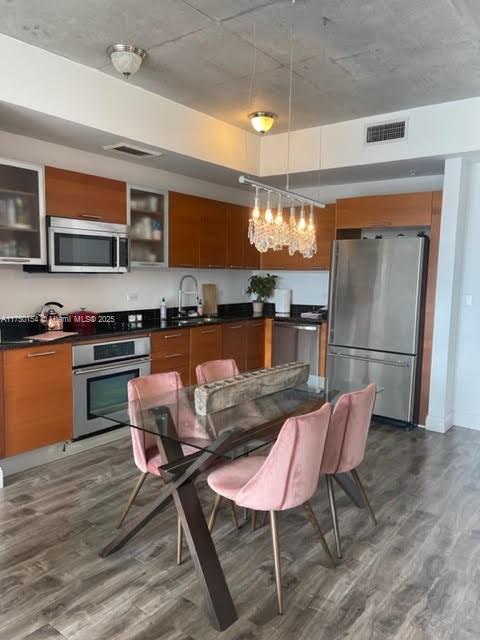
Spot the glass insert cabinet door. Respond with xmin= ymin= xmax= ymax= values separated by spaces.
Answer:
xmin=128 ymin=186 xmax=168 ymax=267
xmin=0 ymin=159 xmax=45 ymax=265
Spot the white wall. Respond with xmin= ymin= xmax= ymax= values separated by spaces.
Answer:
xmin=452 ymin=161 xmax=480 ymax=430
xmin=0 ymin=266 xmax=250 ymax=316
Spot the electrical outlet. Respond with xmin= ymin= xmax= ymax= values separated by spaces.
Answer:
xmin=127 ymin=292 xmax=139 ymax=303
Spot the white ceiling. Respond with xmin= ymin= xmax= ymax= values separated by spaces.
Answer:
xmin=1 ymin=0 xmax=480 ymax=132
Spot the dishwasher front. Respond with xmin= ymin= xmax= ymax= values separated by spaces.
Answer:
xmin=272 ymin=322 xmax=320 ymax=377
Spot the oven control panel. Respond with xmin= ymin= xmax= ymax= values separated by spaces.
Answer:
xmin=73 ymin=336 xmax=150 ymax=368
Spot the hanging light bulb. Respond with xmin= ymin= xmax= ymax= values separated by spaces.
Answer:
xmin=252 ymin=186 xmax=260 ymax=219
xmin=298 ymin=203 xmax=306 ymax=230
xmin=264 ymin=191 xmax=273 ymax=223
xmin=275 ymin=194 xmax=283 ymax=225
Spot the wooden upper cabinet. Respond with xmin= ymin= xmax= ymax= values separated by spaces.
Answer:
xmin=3 ymin=343 xmax=73 ymax=457
xmin=168 ymin=191 xmax=200 ymax=268
xmin=199 ymin=199 xmax=227 ymax=268
xmin=226 ymin=204 xmax=246 ymax=269
xmin=310 ymin=203 xmax=336 ymax=270
xmin=336 ymin=192 xmax=433 ymax=229
xmin=45 ymin=167 xmax=127 ymax=224
xmin=260 ymin=204 xmax=335 ymax=271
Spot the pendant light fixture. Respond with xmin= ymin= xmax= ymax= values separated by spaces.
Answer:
xmin=240 ymin=3 xmax=322 ymax=258
xmin=107 ymin=44 xmax=146 ymax=79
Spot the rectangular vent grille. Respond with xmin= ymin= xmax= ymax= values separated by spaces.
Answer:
xmin=102 ymin=142 xmax=162 ymax=158
xmin=112 ymin=145 xmax=151 ymax=157
xmin=366 ymin=121 xmax=406 ymax=144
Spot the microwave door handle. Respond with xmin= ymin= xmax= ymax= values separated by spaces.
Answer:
xmin=114 ymin=235 xmax=119 ymax=271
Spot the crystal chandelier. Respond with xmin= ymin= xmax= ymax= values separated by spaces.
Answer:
xmin=242 ymin=176 xmax=322 ymax=258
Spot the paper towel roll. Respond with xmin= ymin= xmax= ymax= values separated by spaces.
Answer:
xmin=274 ymin=288 xmax=292 ymax=315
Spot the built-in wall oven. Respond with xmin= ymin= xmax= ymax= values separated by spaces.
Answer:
xmin=73 ymin=336 xmax=150 ymax=439
xmin=48 ymin=216 xmax=129 ymax=273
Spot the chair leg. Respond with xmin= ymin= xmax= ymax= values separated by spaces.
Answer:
xmin=303 ymin=501 xmax=336 ymax=567
xmin=208 ymin=494 xmax=223 ymax=532
xmin=176 ymin=517 xmax=183 ymax=565
xmin=326 ymin=475 xmax=342 ymax=559
xmin=252 ymin=510 xmax=257 ymax=531
xmin=228 ymin=500 xmax=240 ymax=530
xmin=269 ymin=511 xmax=283 ymax=615
xmin=117 ymin=472 xmax=147 ymax=529
xmin=351 ymin=468 xmax=377 ymax=525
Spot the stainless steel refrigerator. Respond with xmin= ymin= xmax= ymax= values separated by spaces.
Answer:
xmin=327 ymin=237 xmax=427 ymax=423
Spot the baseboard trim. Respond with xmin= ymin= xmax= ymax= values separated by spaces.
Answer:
xmin=0 ymin=428 xmax=129 ymax=486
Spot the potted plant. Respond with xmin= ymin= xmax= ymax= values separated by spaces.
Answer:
xmin=246 ymin=273 xmax=279 ymax=314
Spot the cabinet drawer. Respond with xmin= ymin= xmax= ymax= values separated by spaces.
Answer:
xmin=151 ymin=330 xmax=190 ymax=357
xmin=3 ymin=343 xmax=73 ymax=456
xmin=151 ymin=353 xmax=190 ymax=386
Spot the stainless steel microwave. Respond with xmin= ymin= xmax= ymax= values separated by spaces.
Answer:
xmin=47 ymin=216 xmax=129 ymax=273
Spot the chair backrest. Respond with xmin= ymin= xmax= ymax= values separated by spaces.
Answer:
xmin=196 ymin=358 xmax=240 ymax=385
xmin=127 ymin=372 xmax=184 ymax=473
xmin=235 ymin=402 xmax=333 ymax=511
xmin=320 ymin=384 xmax=376 ymax=474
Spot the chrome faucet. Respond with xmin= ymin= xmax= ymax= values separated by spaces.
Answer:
xmin=177 ymin=274 xmax=199 ymax=316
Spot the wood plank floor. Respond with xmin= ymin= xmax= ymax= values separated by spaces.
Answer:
xmin=1 ymin=423 xmax=480 ymax=640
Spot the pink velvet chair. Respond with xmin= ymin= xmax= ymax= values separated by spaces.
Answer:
xmin=207 ymin=403 xmax=335 ymax=614
xmin=118 ymin=371 xmax=187 ymax=564
xmin=196 ymin=358 xmax=240 ymax=385
xmin=320 ymin=383 xmax=377 ymax=559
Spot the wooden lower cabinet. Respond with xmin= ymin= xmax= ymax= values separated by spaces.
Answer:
xmin=2 ymin=344 xmax=73 ymax=457
xmin=246 ymin=320 xmax=266 ymax=370
xmin=190 ymin=325 xmax=223 ymax=384
xmin=151 ymin=328 xmax=191 ymax=386
xmin=222 ymin=322 xmax=248 ymax=371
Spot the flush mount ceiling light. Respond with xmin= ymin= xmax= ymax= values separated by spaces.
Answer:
xmin=248 ymin=111 xmax=277 ymax=134
xmin=107 ymin=44 xmax=146 ymax=79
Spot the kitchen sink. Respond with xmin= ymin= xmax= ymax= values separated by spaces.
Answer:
xmin=171 ymin=316 xmax=221 ymax=327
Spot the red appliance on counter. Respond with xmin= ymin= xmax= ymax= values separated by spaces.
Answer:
xmin=69 ymin=308 xmax=98 ymax=333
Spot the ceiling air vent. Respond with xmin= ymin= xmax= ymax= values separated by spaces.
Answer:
xmin=365 ymin=120 xmax=407 ymax=144
xmin=102 ymin=142 xmax=162 ymax=158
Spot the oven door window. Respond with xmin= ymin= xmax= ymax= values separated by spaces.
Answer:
xmin=87 ymin=368 xmax=139 ymax=419
xmin=54 ymin=233 xmax=116 ymax=267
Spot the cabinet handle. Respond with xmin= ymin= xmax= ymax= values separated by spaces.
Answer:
xmin=0 ymin=257 xmax=30 ymax=263
xmin=164 ymin=353 xmax=184 ymax=359
xmin=80 ymin=214 xmax=103 ymax=220
xmin=251 ymin=322 xmax=264 ymax=327
xmin=177 ymin=264 xmax=195 ymax=268
xmin=164 ymin=333 xmax=183 ymax=339
xmin=229 ymin=265 xmax=243 ymax=268
xmin=27 ymin=351 xmax=57 ymax=358
xmin=208 ymin=264 xmax=223 ymax=268
xmin=200 ymin=329 xmax=217 ymax=334
xmin=228 ymin=325 xmax=243 ymax=330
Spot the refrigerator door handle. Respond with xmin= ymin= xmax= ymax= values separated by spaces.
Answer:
xmin=328 ymin=242 xmax=339 ymax=343
xmin=329 ymin=352 xmax=411 ymax=367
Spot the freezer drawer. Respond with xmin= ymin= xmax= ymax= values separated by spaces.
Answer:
xmin=327 ymin=346 xmax=416 ymax=422
xmin=272 ymin=322 xmax=319 ymax=376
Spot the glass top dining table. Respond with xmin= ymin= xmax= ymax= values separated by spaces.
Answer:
xmin=96 ymin=375 xmax=379 ymax=632
xmin=94 ymin=376 xmax=374 ymax=462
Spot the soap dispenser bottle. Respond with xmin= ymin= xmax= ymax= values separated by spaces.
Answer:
xmin=160 ymin=297 xmax=167 ymax=320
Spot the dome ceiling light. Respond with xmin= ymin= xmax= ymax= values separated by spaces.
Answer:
xmin=107 ymin=44 xmax=146 ymax=79
xmin=248 ymin=111 xmax=277 ymax=134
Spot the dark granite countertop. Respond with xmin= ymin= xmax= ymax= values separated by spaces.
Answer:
xmin=0 ymin=303 xmax=327 ymax=350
